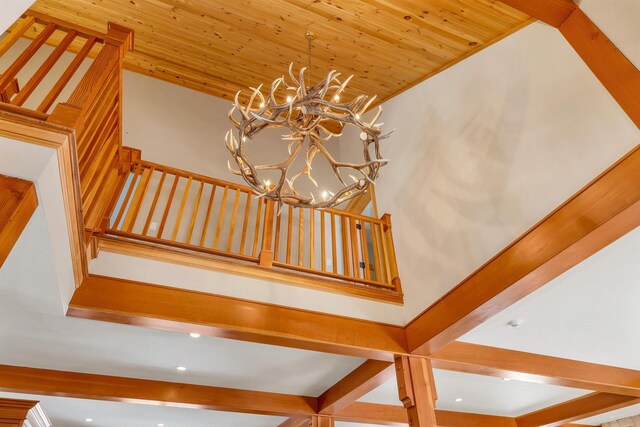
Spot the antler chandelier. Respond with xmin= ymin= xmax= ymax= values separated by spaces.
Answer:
xmin=226 ymin=33 xmax=389 ymax=209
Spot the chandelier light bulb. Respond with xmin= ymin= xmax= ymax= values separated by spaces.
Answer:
xmin=355 ymin=113 xmax=361 ymax=119
xmin=286 ymin=95 xmax=293 ymax=103
xmin=321 ymin=191 xmax=328 ymax=201
xmin=259 ymin=102 xmax=265 ymax=108
xmin=333 ymin=94 xmax=340 ymax=101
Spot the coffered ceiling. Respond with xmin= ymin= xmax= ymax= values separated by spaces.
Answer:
xmin=27 ymin=0 xmax=532 ymax=102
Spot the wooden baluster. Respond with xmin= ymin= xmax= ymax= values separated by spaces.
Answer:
xmin=142 ymin=171 xmax=166 ymax=236
xmin=340 ymin=216 xmax=351 ymax=277
xmin=226 ymin=189 xmax=241 ymax=252
xmin=331 ymin=212 xmax=337 ymax=274
xmin=320 ymin=211 xmax=326 ymax=272
xmin=123 ymin=166 xmax=153 ymax=233
xmin=259 ymin=199 xmax=275 ymax=267
xmin=298 ymin=207 xmax=304 ymax=267
xmin=349 ymin=217 xmax=360 ymax=279
xmin=213 ymin=186 xmax=229 ymax=250
xmin=38 ymin=36 xmax=97 ymax=113
xmin=156 ymin=174 xmax=179 ymax=239
xmin=309 ymin=209 xmax=315 ymax=270
xmin=112 ymin=166 xmax=141 ymax=230
xmin=186 ymin=180 xmax=204 ymax=244
xmin=370 ymin=220 xmax=383 ymax=284
xmin=199 ymin=184 xmax=216 ymax=247
xmin=359 ymin=219 xmax=371 ymax=281
xmin=171 ymin=176 xmax=192 ymax=241
xmin=239 ymin=192 xmax=251 ymax=254
xmin=0 ymin=23 xmax=56 ymax=95
xmin=381 ymin=214 xmax=401 ymax=291
xmin=251 ymin=198 xmax=263 ymax=257
xmin=286 ymin=205 xmax=293 ymax=264
xmin=13 ymin=30 xmax=78 ymax=107
xmin=273 ymin=202 xmax=282 ymax=262
xmin=0 ymin=16 xmax=36 ymax=57
xmin=376 ymin=222 xmax=391 ymax=284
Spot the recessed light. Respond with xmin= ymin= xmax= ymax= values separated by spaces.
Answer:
xmin=189 ymin=332 xmax=200 ymax=338
xmin=455 ymin=398 xmax=463 ymax=402
xmin=507 ymin=318 xmax=524 ymax=328
xmin=176 ymin=366 xmax=187 ymax=371
xmin=158 ymin=424 xmax=165 ymax=426
xmin=503 ymin=378 xmax=512 ymax=381
xmin=85 ymin=419 xmax=93 ymax=423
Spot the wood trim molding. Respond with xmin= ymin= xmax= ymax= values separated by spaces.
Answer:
xmin=0 ymin=175 xmax=37 ymax=267
xmin=68 ymin=275 xmax=408 ymax=361
xmin=278 ymin=417 xmax=311 ymax=427
xmin=0 ymin=364 xmax=317 ymax=417
xmin=559 ymin=8 xmax=640 ymax=129
xmin=431 ymin=342 xmax=640 ymax=397
xmin=0 ymin=398 xmax=38 ymax=427
xmin=497 ymin=0 xmax=577 ymax=28
xmin=516 ymin=392 xmax=640 ymax=427
xmin=318 ymin=360 xmax=395 ymax=414
xmin=0 ymin=112 xmax=87 ymax=287
xmin=406 ymin=145 xmax=640 ymax=356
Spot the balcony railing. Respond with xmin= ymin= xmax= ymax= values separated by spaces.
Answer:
xmin=105 ymin=160 xmax=402 ymax=296
xmin=0 ymin=12 xmax=133 ymax=230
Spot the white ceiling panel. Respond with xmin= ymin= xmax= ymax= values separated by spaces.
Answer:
xmin=461 ymin=226 xmax=640 ymax=370
xmin=578 ymin=403 xmax=640 ymax=426
xmin=0 ymin=392 xmax=285 ymax=427
xmin=359 ymin=369 xmax=589 ymax=417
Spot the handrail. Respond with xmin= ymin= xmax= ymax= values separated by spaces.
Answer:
xmin=105 ymin=159 xmax=401 ymax=293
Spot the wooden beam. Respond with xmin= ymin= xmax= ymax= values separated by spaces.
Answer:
xmin=516 ymin=392 xmax=640 ymax=427
xmin=395 ymin=356 xmax=438 ymax=427
xmin=431 ymin=342 xmax=640 ymax=397
xmin=312 ymin=415 xmax=334 ymax=427
xmin=497 ymin=0 xmax=577 ymax=28
xmin=0 ymin=397 xmax=38 ymax=427
xmin=406 ymin=145 xmax=640 ymax=356
xmin=278 ymin=417 xmax=311 ymax=427
xmin=334 ymin=402 xmax=518 ymax=427
xmin=318 ymin=360 xmax=395 ymax=414
xmin=559 ymin=8 xmax=640 ymax=128
xmin=68 ymin=275 xmax=407 ymax=361
xmin=0 ymin=175 xmax=38 ymax=268
xmin=0 ymin=364 xmax=316 ymax=417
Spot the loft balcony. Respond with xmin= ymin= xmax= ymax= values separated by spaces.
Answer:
xmin=0 ymin=12 xmax=402 ymax=303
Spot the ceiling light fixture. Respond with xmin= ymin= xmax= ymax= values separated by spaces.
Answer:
xmin=158 ymin=424 xmax=165 ymax=426
xmin=85 ymin=419 xmax=93 ymax=423
xmin=455 ymin=398 xmax=463 ymax=402
xmin=503 ymin=378 xmax=512 ymax=381
xmin=189 ymin=332 xmax=200 ymax=338
xmin=176 ymin=366 xmax=187 ymax=371
xmin=226 ymin=32 xmax=390 ymax=209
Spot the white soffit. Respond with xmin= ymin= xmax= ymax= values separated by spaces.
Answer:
xmin=580 ymin=0 xmax=640 ymax=70
xmin=0 ymin=392 xmax=285 ymax=427
xmin=578 ymin=403 xmax=640 ymax=426
xmin=461 ymin=226 xmax=640 ymax=370
xmin=358 ymin=370 xmax=588 ymax=417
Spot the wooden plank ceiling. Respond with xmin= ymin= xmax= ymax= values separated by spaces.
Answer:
xmin=28 ymin=0 xmax=532 ymax=103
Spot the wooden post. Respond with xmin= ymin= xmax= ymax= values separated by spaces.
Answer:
xmin=258 ymin=199 xmax=275 ymax=267
xmin=395 ymin=356 xmax=438 ymax=427
xmin=0 ymin=175 xmax=38 ymax=268
xmin=311 ymin=415 xmax=334 ymax=427
xmin=380 ymin=213 xmax=402 ymax=292
xmin=0 ymin=397 xmax=38 ymax=427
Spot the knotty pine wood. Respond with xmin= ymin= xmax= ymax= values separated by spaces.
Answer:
xmin=0 ymin=175 xmax=38 ymax=267
xmin=26 ymin=0 xmax=531 ymax=102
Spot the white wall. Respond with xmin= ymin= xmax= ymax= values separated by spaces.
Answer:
xmin=347 ymin=22 xmax=639 ymax=321
xmin=0 ymin=0 xmax=34 ymax=35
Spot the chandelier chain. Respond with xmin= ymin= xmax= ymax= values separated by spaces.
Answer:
xmin=305 ymin=31 xmax=315 ymax=86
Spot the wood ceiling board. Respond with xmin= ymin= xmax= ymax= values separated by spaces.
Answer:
xmin=27 ymin=0 xmax=531 ymax=101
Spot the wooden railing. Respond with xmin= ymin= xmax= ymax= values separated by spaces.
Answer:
xmin=106 ymin=160 xmax=401 ymax=293
xmin=0 ymin=12 xmax=133 ymax=231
